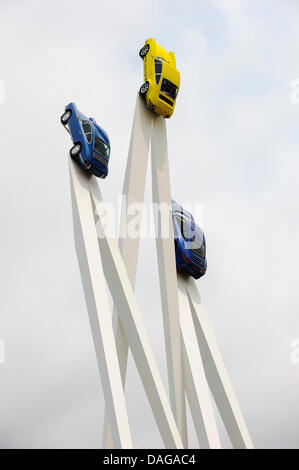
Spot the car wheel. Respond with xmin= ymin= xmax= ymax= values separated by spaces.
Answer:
xmin=61 ymin=109 xmax=72 ymax=125
xmin=139 ymin=44 xmax=149 ymax=59
xmin=70 ymin=143 xmax=81 ymax=160
xmin=139 ymin=81 xmax=149 ymax=95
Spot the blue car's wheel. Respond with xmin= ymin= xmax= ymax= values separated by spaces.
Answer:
xmin=139 ymin=44 xmax=150 ymax=59
xmin=61 ymin=109 xmax=72 ymax=125
xmin=70 ymin=142 xmax=81 ymax=161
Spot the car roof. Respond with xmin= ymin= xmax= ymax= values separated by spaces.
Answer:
xmin=66 ymin=103 xmax=110 ymax=147
xmin=172 ymin=200 xmax=192 ymax=219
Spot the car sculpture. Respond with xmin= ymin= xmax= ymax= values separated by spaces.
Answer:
xmin=172 ymin=200 xmax=207 ymax=279
xmin=61 ymin=102 xmax=110 ymax=179
xmin=139 ymin=38 xmax=180 ymax=118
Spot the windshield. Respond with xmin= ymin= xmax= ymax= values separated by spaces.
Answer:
xmin=161 ymin=78 xmax=178 ymax=100
xmin=94 ymin=137 xmax=110 ymax=158
xmin=191 ymin=239 xmax=206 ymax=259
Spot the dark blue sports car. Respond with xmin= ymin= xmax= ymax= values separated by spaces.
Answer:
xmin=172 ymin=201 xmax=207 ymax=280
xmin=61 ymin=102 xmax=110 ymax=178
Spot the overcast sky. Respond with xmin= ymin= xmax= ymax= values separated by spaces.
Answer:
xmin=1 ymin=0 xmax=299 ymax=448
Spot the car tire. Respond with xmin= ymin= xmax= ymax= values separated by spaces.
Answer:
xmin=139 ymin=44 xmax=149 ymax=59
xmin=139 ymin=81 xmax=149 ymax=95
xmin=70 ymin=142 xmax=81 ymax=160
xmin=61 ymin=109 xmax=72 ymax=125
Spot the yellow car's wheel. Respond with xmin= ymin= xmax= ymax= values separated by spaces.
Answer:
xmin=139 ymin=81 xmax=149 ymax=95
xmin=139 ymin=44 xmax=149 ymax=59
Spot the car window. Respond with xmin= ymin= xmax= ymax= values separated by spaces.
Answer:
xmin=94 ymin=137 xmax=110 ymax=159
xmin=155 ymin=58 xmax=162 ymax=85
xmin=82 ymin=120 xmax=92 ymax=143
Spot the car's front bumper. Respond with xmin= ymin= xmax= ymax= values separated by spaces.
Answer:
xmin=146 ymin=93 xmax=175 ymax=118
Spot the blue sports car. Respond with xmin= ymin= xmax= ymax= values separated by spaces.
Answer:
xmin=61 ymin=102 xmax=110 ymax=178
xmin=172 ymin=201 xmax=207 ymax=280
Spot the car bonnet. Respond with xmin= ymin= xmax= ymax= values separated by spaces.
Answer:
xmin=91 ymin=121 xmax=110 ymax=147
xmin=161 ymin=61 xmax=180 ymax=88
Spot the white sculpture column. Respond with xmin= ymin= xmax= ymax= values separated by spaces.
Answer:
xmin=70 ymin=160 xmax=132 ymax=449
xmin=70 ymin=153 xmax=183 ymax=449
xmin=102 ymin=95 xmax=153 ymax=448
xmin=103 ymin=95 xmax=187 ymax=448
xmin=151 ymin=116 xmax=188 ymax=446
xmin=70 ymin=94 xmax=253 ymax=450
xmin=177 ymin=273 xmax=221 ymax=448
xmin=185 ymin=276 xmax=254 ymax=449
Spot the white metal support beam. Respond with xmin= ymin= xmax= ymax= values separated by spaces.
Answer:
xmin=103 ymin=95 xmax=187 ymax=448
xmin=151 ymin=116 xmax=188 ymax=447
xmin=70 ymin=93 xmax=253 ymax=450
xmin=177 ymin=274 xmax=221 ymax=448
xmin=89 ymin=175 xmax=183 ymax=449
xmin=69 ymin=158 xmax=132 ymax=449
xmin=102 ymin=95 xmax=153 ymax=448
xmin=185 ymin=276 xmax=254 ymax=449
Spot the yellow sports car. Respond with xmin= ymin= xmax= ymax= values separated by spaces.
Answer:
xmin=139 ymin=38 xmax=180 ymax=118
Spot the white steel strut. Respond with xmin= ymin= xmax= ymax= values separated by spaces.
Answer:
xmin=70 ymin=94 xmax=253 ymax=449
xmin=70 ymin=153 xmax=183 ymax=449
